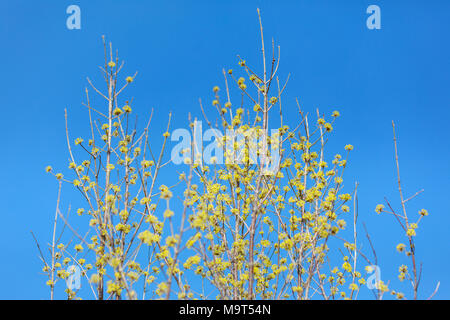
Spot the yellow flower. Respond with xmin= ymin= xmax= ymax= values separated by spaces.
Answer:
xmin=165 ymin=236 xmax=178 ymax=247
xmin=213 ymin=86 xmax=220 ymax=93
xmin=161 ymin=189 xmax=173 ymax=200
xmin=126 ymin=76 xmax=134 ymax=83
xmin=74 ymin=137 xmax=83 ymax=145
xmin=419 ymin=209 xmax=428 ymax=216
xmin=406 ymin=228 xmax=416 ymax=237
xmin=398 ymin=265 xmax=408 ymax=273
xmin=141 ymin=160 xmax=154 ymax=168
xmin=375 ymin=204 xmax=384 ymax=214
xmin=163 ymin=209 xmax=174 ymax=218
xmin=138 ymin=230 xmax=160 ymax=245
xmin=260 ymin=240 xmax=270 ymax=247
xmin=183 ymin=255 xmax=201 ymax=269
xmin=123 ymin=105 xmax=132 ymax=113
xmin=332 ymin=110 xmax=340 ymax=117
xmin=90 ymin=274 xmax=100 ymax=284
xmin=113 ymin=107 xmax=123 ymax=116
xmin=120 ymin=146 xmax=128 ymax=154
xmin=365 ymin=265 xmax=374 ymax=273
xmin=378 ymin=281 xmax=389 ymax=292
xmin=108 ymin=61 xmax=116 ymax=68
xmin=339 ymin=193 xmax=351 ymax=201
xmin=396 ymin=243 xmax=406 ymax=252
xmin=344 ymin=144 xmax=354 ymax=151
xmin=253 ymin=104 xmax=262 ymax=112
xmin=342 ymin=261 xmax=352 ymax=273
xmin=292 ymin=286 xmax=303 ymax=293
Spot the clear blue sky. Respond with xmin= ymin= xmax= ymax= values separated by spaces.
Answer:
xmin=0 ymin=0 xmax=449 ymax=299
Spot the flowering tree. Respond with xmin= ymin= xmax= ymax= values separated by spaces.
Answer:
xmin=35 ymin=11 xmax=435 ymax=300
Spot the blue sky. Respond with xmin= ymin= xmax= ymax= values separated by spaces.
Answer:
xmin=0 ymin=0 xmax=449 ymax=299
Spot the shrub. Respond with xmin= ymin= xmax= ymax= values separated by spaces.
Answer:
xmin=36 ymin=11 xmax=434 ymax=300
